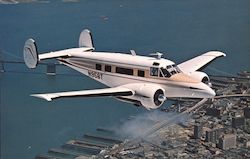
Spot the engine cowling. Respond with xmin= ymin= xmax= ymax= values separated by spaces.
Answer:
xmin=189 ymin=71 xmax=211 ymax=86
xmin=123 ymin=83 xmax=166 ymax=109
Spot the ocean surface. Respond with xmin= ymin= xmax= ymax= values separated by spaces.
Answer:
xmin=0 ymin=0 xmax=249 ymax=158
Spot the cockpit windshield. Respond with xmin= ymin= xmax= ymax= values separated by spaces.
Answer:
xmin=160 ymin=64 xmax=181 ymax=78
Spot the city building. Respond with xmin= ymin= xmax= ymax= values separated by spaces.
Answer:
xmin=194 ymin=123 xmax=203 ymax=139
xmin=217 ymin=134 xmax=236 ymax=150
xmin=244 ymin=107 xmax=250 ymax=118
xmin=232 ymin=116 xmax=245 ymax=129
xmin=206 ymin=107 xmax=222 ymax=117
xmin=205 ymin=128 xmax=221 ymax=144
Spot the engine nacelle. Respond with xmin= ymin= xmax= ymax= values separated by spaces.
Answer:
xmin=189 ymin=71 xmax=211 ymax=86
xmin=123 ymin=83 xmax=166 ymax=109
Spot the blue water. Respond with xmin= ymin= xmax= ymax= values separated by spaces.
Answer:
xmin=0 ymin=0 xmax=250 ymax=158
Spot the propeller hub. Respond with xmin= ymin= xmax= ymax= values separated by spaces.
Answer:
xmin=154 ymin=89 xmax=166 ymax=106
xmin=158 ymin=94 xmax=166 ymax=102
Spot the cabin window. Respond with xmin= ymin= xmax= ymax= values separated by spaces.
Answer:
xmin=138 ymin=70 xmax=145 ymax=77
xmin=96 ymin=64 xmax=102 ymax=70
xmin=150 ymin=67 xmax=159 ymax=76
xmin=105 ymin=65 xmax=111 ymax=72
xmin=116 ymin=67 xmax=133 ymax=75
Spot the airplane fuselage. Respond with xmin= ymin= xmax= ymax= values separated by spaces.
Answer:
xmin=24 ymin=29 xmax=225 ymax=109
xmin=57 ymin=48 xmax=215 ymax=107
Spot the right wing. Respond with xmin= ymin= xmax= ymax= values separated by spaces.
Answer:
xmin=178 ymin=51 xmax=226 ymax=74
xmin=31 ymin=87 xmax=134 ymax=101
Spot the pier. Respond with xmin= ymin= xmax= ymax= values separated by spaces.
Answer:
xmin=35 ymin=127 xmax=122 ymax=159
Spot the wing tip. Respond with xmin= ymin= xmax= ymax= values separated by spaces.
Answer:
xmin=205 ymin=51 xmax=226 ymax=57
xmin=31 ymin=94 xmax=52 ymax=101
xmin=216 ymin=51 xmax=226 ymax=57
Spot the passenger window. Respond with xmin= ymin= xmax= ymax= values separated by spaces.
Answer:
xmin=138 ymin=70 xmax=145 ymax=77
xmin=105 ymin=65 xmax=111 ymax=72
xmin=116 ymin=67 xmax=133 ymax=75
xmin=150 ymin=67 xmax=159 ymax=76
xmin=96 ymin=64 xmax=102 ymax=70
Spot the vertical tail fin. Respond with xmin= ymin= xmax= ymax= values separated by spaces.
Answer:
xmin=23 ymin=38 xmax=39 ymax=68
xmin=79 ymin=29 xmax=94 ymax=50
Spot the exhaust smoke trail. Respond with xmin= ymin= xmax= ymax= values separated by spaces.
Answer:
xmin=112 ymin=110 xmax=190 ymax=139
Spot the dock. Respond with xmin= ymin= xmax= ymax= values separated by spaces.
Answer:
xmin=35 ymin=127 xmax=122 ymax=159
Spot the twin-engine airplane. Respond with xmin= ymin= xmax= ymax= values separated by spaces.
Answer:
xmin=23 ymin=29 xmax=226 ymax=109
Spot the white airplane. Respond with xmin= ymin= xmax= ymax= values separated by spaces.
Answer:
xmin=23 ymin=29 xmax=226 ymax=109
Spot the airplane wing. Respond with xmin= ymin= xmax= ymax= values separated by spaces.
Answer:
xmin=31 ymin=87 xmax=134 ymax=101
xmin=177 ymin=51 xmax=226 ymax=73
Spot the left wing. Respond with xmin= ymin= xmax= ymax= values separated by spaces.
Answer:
xmin=31 ymin=87 xmax=134 ymax=101
xmin=178 ymin=51 xmax=226 ymax=74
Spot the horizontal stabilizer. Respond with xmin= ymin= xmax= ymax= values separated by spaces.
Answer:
xmin=31 ymin=87 xmax=134 ymax=101
xmin=37 ymin=47 xmax=89 ymax=60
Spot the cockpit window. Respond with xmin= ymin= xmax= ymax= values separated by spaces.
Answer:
xmin=166 ymin=65 xmax=172 ymax=69
xmin=172 ymin=64 xmax=181 ymax=72
xmin=160 ymin=68 xmax=171 ymax=78
xmin=160 ymin=65 xmax=181 ymax=78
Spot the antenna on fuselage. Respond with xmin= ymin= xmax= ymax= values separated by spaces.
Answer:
xmin=149 ymin=52 xmax=163 ymax=59
xmin=130 ymin=50 xmax=136 ymax=56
